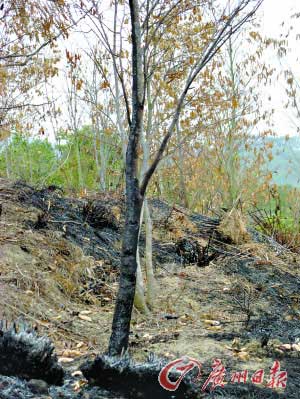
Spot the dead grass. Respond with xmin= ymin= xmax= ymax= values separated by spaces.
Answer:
xmin=0 ymin=191 xmax=117 ymax=350
xmin=153 ymin=207 xmax=198 ymax=242
xmin=218 ymin=208 xmax=250 ymax=244
xmin=0 ymin=178 xmax=300 ymax=384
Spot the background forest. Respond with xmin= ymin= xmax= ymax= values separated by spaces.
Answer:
xmin=1 ymin=0 xmax=300 ymax=247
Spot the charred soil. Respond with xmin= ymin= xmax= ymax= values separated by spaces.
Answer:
xmin=0 ymin=179 xmax=299 ymax=398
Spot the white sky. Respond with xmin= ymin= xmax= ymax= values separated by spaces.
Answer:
xmin=260 ymin=0 xmax=300 ymax=136
xmin=261 ymin=0 xmax=298 ymax=35
xmin=42 ymin=0 xmax=300 ymax=139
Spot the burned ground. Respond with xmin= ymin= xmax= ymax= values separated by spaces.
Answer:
xmin=0 ymin=178 xmax=299 ymax=398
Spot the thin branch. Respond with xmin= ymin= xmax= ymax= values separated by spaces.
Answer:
xmin=0 ymin=100 xmax=56 ymax=111
xmin=140 ymin=0 xmax=264 ymax=197
xmin=1 ymin=6 xmax=92 ymax=67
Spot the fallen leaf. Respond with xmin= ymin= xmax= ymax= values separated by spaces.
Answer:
xmin=61 ymin=349 xmax=82 ymax=357
xmin=199 ymin=313 xmax=213 ymax=320
xmin=277 ymin=343 xmax=300 ymax=352
xmin=278 ymin=344 xmax=292 ymax=351
xmin=292 ymin=343 xmax=300 ymax=351
xmin=71 ymin=370 xmax=83 ymax=377
xmin=78 ymin=315 xmax=92 ymax=322
xmin=206 ymin=325 xmax=222 ymax=331
xmin=142 ymin=333 xmax=152 ymax=339
xmin=73 ymin=379 xmax=87 ymax=391
xmin=203 ymin=319 xmax=221 ymax=326
xmin=58 ymin=357 xmax=74 ymax=363
xmin=236 ymin=351 xmax=249 ymax=361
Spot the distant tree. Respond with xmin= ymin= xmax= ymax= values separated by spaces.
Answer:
xmin=0 ymin=134 xmax=57 ymax=183
xmin=0 ymin=1 xmax=90 ymax=142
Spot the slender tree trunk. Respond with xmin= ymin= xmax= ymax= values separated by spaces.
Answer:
xmin=141 ymin=79 xmax=157 ymax=308
xmin=75 ymin=132 xmax=84 ymax=190
xmin=225 ymin=36 xmax=239 ymax=208
xmin=5 ymin=141 xmax=10 ymax=178
xmin=108 ymin=181 xmax=142 ymax=355
xmin=113 ymin=1 xmax=127 ymax=165
xmin=98 ymin=116 xmax=108 ymax=191
xmin=144 ymin=198 xmax=156 ymax=307
xmin=27 ymin=142 xmax=33 ymax=183
xmin=108 ymin=0 xmax=144 ymax=356
xmin=87 ymin=62 xmax=108 ymax=191
xmin=99 ymin=135 xmax=107 ymax=191
xmin=157 ymin=166 xmax=164 ymax=197
xmin=134 ymin=240 xmax=150 ymax=314
xmin=176 ymin=120 xmax=188 ymax=208
xmin=134 ymin=202 xmax=150 ymax=313
xmin=92 ymin=123 xmax=101 ymax=186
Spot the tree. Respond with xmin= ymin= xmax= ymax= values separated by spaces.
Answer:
xmin=0 ymin=133 xmax=57 ymax=183
xmin=0 ymin=1 xmax=64 ymax=135
xmin=0 ymin=1 xmax=92 ymax=143
xmin=108 ymin=0 xmax=264 ymax=356
xmin=190 ymin=31 xmax=275 ymax=211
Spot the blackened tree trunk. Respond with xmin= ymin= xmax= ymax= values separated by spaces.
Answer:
xmin=108 ymin=0 xmax=264 ymax=356
xmin=108 ymin=0 xmax=144 ymax=356
xmin=108 ymin=183 xmax=142 ymax=355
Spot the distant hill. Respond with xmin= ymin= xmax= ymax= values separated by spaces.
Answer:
xmin=267 ymin=136 xmax=300 ymax=187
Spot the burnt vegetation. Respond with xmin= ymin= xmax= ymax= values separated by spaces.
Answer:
xmin=0 ymin=179 xmax=299 ymax=398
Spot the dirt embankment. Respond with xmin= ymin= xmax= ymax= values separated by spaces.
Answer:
xmin=0 ymin=178 xmax=299 ymax=398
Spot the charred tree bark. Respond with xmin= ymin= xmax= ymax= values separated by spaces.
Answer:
xmin=108 ymin=185 xmax=142 ymax=355
xmin=108 ymin=0 xmax=264 ymax=357
xmin=108 ymin=0 xmax=144 ymax=356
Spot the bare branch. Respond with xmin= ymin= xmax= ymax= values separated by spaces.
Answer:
xmin=140 ymin=0 xmax=264 ymax=197
xmin=1 ymin=6 xmax=92 ymax=68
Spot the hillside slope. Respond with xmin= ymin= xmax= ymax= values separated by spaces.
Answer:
xmin=0 ymin=179 xmax=299 ymax=398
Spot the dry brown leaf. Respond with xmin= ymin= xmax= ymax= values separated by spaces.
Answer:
xmin=278 ymin=344 xmax=292 ymax=351
xmin=61 ymin=349 xmax=82 ymax=357
xmin=292 ymin=343 xmax=300 ymax=351
xmin=284 ymin=314 xmax=294 ymax=321
xmin=206 ymin=325 xmax=222 ymax=331
xmin=39 ymin=320 xmax=50 ymax=327
xmin=199 ymin=313 xmax=213 ymax=320
xmin=78 ymin=314 xmax=92 ymax=322
xmin=203 ymin=319 xmax=221 ymax=326
xmin=73 ymin=379 xmax=87 ymax=391
xmin=142 ymin=333 xmax=152 ymax=340
xmin=277 ymin=343 xmax=300 ymax=352
xmin=236 ymin=351 xmax=249 ymax=360
xmin=58 ymin=357 xmax=74 ymax=363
